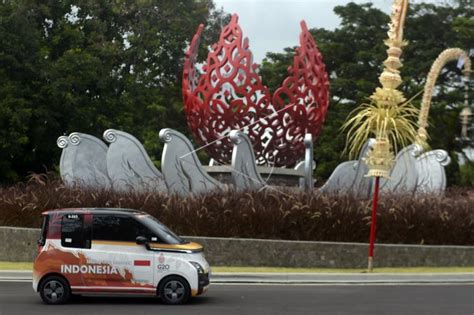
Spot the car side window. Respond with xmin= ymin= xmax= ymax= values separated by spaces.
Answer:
xmin=93 ymin=214 xmax=155 ymax=242
xmin=61 ymin=214 xmax=91 ymax=249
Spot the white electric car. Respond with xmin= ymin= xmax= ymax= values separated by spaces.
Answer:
xmin=33 ymin=208 xmax=210 ymax=305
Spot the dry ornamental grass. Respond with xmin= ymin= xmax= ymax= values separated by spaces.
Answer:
xmin=0 ymin=173 xmax=472 ymax=245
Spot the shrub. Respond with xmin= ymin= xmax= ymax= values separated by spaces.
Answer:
xmin=459 ymin=162 xmax=474 ymax=187
xmin=0 ymin=173 xmax=472 ymax=245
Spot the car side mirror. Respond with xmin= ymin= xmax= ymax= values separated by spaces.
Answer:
xmin=37 ymin=238 xmax=45 ymax=246
xmin=136 ymin=236 xmax=148 ymax=245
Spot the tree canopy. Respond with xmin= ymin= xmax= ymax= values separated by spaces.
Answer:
xmin=0 ymin=0 xmax=472 ymax=186
xmin=0 ymin=0 xmax=228 ymax=182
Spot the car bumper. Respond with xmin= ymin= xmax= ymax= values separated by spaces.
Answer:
xmin=197 ymin=272 xmax=210 ymax=295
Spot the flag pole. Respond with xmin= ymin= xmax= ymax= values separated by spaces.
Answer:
xmin=368 ymin=176 xmax=380 ymax=271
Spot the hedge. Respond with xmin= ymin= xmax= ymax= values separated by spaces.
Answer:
xmin=0 ymin=173 xmax=472 ymax=245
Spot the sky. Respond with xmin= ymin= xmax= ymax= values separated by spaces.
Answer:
xmin=213 ymin=0 xmax=442 ymax=63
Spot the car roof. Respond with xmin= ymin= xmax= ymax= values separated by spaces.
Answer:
xmin=41 ymin=208 xmax=147 ymax=216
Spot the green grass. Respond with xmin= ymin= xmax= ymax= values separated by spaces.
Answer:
xmin=0 ymin=261 xmax=33 ymax=270
xmin=1 ymin=261 xmax=472 ymax=273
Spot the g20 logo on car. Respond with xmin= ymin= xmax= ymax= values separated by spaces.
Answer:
xmin=158 ymin=253 xmax=165 ymax=264
xmin=157 ymin=264 xmax=170 ymax=272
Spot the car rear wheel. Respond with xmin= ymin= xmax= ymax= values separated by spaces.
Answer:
xmin=39 ymin=275 xmax=71 ymax=305
xmin=158 ymin=276 xmax=191 ymax=305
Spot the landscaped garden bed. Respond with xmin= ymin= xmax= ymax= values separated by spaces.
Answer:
xmin=1 ymin=173 xmax=472 ymax=245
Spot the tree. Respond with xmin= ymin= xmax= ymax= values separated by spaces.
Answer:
xmin=0 ymin=0 xmax=228 ymax=182
xmin=0 ymin=2 xmax=41 ymax=181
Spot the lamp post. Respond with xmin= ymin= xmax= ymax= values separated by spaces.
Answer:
xmin=454 ymin=66 xmax=473 ymax=165
xmin=460 ymin=106 xmax=472 ymax=141
xmin=460 ymin=68 xmax=472 ymax=143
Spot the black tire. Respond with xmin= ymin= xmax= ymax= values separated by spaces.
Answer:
xmin=39 ymin=275 xmax=71 ymax=305
xmin=158 ymin=275 xmax=191 ymax=305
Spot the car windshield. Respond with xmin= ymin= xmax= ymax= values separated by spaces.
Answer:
xmin=137 ymin=215 xmax=186 ymax=245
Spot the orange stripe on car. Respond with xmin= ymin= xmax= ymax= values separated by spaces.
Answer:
xmin=92 ymin=240 xmax=203 ymax=251
xmin=92 ymin=240 xmax=137 ymax=246
xmin=148 ymin=242 xmax=203 ymax=251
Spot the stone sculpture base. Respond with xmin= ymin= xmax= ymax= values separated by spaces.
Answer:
xmin=205 ymin=166 xmax=306 ymax=187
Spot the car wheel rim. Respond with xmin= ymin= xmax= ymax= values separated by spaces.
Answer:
xmin=164 ymin=280 xmax=184 ymax=302
xmin=44 ymin=280 xmax=64 ymax=302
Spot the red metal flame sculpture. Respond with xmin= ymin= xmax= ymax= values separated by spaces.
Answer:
xmin=183 ymin=14 xmax=329 ymax=166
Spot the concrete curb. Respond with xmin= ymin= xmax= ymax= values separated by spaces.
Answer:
xmin=0 ymin=271 xmax=32 ymax=281
xmin=2 ymin=271 xmax=473 ymax=284
xmin=211 ymin=272 xmax=474 ymax=284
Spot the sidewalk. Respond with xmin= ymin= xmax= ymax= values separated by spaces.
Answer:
xmin=1 ymin=270 xmax=473 ymax=284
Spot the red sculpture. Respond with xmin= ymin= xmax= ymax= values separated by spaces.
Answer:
xmin=183 ymin=14 xmax=329 ymax=166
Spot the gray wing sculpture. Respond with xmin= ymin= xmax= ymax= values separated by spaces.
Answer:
xmin=415 ymin=149 xmax=450 ymax=194
xmin=229 ymin=130 xmax=266 ymax=191
xmin=320 ymin=140 xmax=450 ymax=197
xmin=159 ymin=128 xmax=224 ymax=195
xmin=57 ymin=133 xmax=110 ymax=188
xmin=319 ymin=139 xmax=374 ymax=198
xmin=103 ymin=129 xmax=167 ymax=192
xmin=379 ymin=144 xmax=422 ymax=194
xmin=381 ymin=145 xmax=450 ymax=194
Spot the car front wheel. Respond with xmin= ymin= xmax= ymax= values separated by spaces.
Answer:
xmin=158 ymin=275 xmax=191 ymax=305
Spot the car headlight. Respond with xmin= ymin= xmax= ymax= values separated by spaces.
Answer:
xmin=190 ymin=261 xmax=204 ymax=274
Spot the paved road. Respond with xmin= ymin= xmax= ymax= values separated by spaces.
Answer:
xmin=3 ymin=271 xmax=473 ymax=284
xmin=0 ymin=282 xmax=473 ymax=315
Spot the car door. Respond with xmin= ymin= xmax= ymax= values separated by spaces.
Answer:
xmin=59 ymin=213 xmax=92 ymax=289
xmin=131 ymin=218 xmax=156 ymax=287
xmin=85 ymin=213 xmax=155 ymax=294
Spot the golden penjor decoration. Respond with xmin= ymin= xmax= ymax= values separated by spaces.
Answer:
xmin=343 ymin=0 xmax=419 ymax=271
xmin=344 ymin=0 xmax=419 ymax=177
